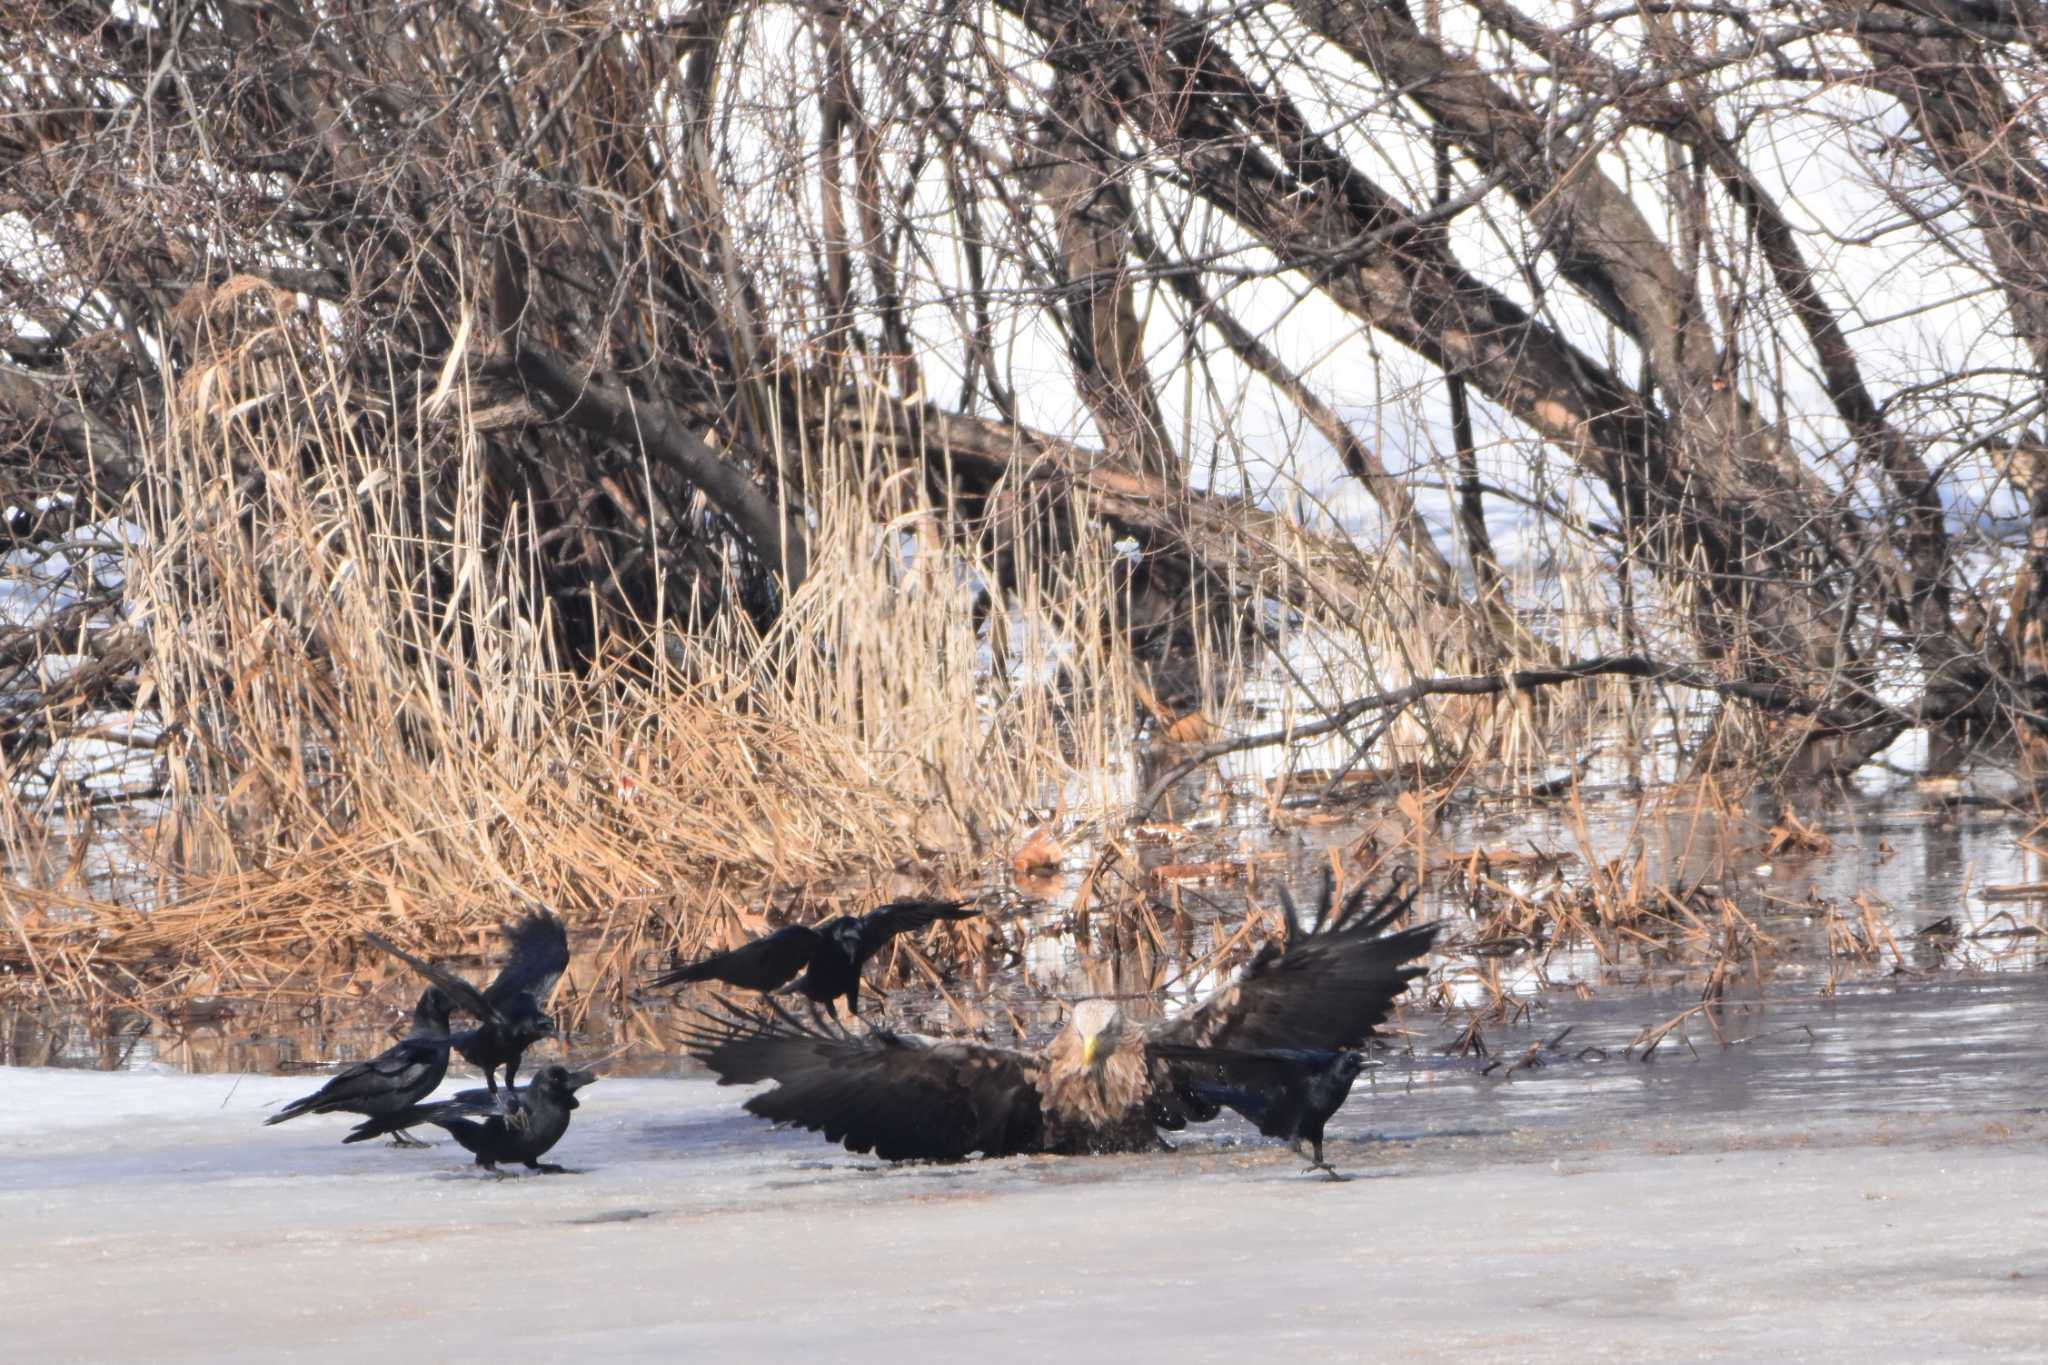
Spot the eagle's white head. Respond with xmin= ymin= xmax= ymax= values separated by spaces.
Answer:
xmin=1071 ymin=999 xmax=1125 ymax=1069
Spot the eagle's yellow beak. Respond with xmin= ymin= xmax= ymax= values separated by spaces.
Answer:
xmin=1081 ymin=1036 xmax=1098 ymax=1069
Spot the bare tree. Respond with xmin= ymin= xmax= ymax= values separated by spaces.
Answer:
xmin=5 ymin=0 xmax=2047 ymax=783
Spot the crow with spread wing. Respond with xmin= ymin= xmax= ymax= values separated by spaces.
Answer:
xmin=679 ymin=877 xmax=1433 ymax=1164
xmin=651 ymin=898 xmax=979 ymax=1017
xmin=366 ymin=910 xmax=570 ymax=1093
xmin=263 ymin=988 xmax=454 ymax=1146
xmin=344 ymin=1062 xmax=596 ymax=1173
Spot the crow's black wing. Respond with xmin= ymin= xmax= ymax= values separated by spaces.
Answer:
xmin=429 ymin=1082 xmax=538 ymax=1130
xmin=649 ymin=925 xmax=823 ymax=992
xmin=364 ymin=932 xmax=503 ymax=1027
xmin=1141 ymin=1045 xmax=1327 ymax=1126
xmin=1147 ymin=1044 xmax=1337 ymax=1077
xmin=854 ymin=899 xmax=979 ymax=960
xmin=341 ymin=1093 xmax=502 ymax=1144
xmin=363 ymin=1036 xmax=445 ymax=1085
xmin=433 ymin=1084 xmax=507 ymax=1108
xmin=484 ymin=910 xmax=570 ymax=1008
xmin=264 ymin=1039 xmax=446 ymax=1124
xmin=1145 ymin=1045 xmax=1338 ymax=1137
xmin=677 ymin=1000 xmax=1043 ymax=1161
xmin=1151 ymin=882 xmax=1435 ymax=1054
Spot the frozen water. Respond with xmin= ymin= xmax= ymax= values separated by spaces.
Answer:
xmin=6 ymin=974 xmax=2048 ymax=1361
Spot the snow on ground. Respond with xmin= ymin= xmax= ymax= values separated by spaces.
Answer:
xmin=6 ymin=1005 xmax=2048 ymax=1365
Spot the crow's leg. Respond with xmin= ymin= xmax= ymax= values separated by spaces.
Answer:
xmin=387 ymin=1128 xmax=431 ymax=1149
xmin=494 ymin=1085 xmax=529 ymax=1132
xmin=1302 ymin=1137 xmax=1346 ymax=1181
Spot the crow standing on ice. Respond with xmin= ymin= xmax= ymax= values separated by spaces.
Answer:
xmin=366 ymin=911 xmax=570 ymax=1094
xmin=651 ymin=898 xmax=979 ymax=1017
xmin=262 ymin=988 xmax=454 ymax=1146
xmin=680 ymin=878 xmax=1434 ymax=1167
xmin=1149 ymin=1045 xmax=1373 ymax=1177
xmin=344 ymin=1063 xmax=597 ymax=1172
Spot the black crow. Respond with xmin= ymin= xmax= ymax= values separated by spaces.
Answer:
xmin=263 ymin=988 xmax=454 ymax=1146
xmin=679 ymin=879 xmax=1434 ymax=1162
xmin=652 ymin=898 xmax=979 ymax=1017
xmin=345 ymin=1063 xmax=597 ymax=1173
xmin=1149 ymin=1045 xmax=1372 ymax=1177
xmin=365 ymin=910 xmax=570 ymax=1093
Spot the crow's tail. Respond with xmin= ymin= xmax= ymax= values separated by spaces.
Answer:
xmin=262 ymin=1097 xmax=321 ymax=1126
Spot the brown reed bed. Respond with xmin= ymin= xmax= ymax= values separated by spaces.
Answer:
xmin=0 ymin=278 xmax=1766 ymax=1034
xmin=0 ymin=289 xmax=1087 ymax=1016
xmin=1 ymin=686 xmax=959 ymax=1007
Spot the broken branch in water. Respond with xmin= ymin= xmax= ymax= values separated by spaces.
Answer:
xmin=1134 ymin=655 xmax=1905 ymax=816
xmin=1627 ymin=1002 xmax=1712 ymax=1062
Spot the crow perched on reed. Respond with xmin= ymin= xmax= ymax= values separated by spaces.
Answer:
xmin=652 ymin=898 xmax=979 ymax=1017
xmin=681 ymin=878 xmax=1433 ymax=1164
xmin=345 ymin=1063 xmax=597 ymax=1173
xmin=262 ymin=988 xmax=454 ymax=1146
xmin=366 ymin=911 xmax=570 ymax=1094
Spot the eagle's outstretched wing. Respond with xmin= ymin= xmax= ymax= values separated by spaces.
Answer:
xmin=678 ymin=1000 xmax=1046 ymax=1161
xmin=1151 ymin=880 xmax=1435 ymax=1055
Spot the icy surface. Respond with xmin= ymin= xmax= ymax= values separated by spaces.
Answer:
xmin=7 ymin=982 xmax=2048 ymax=1362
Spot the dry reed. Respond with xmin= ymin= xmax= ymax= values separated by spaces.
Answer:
xmin=0 ymin=279 xmax=1791 ymax=1033
xmin=0 ymin=283 xmax=1132 ymax=1014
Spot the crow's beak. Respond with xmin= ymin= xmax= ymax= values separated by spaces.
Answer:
xmin=566 ymin=1069 xmax=599 ymax=1092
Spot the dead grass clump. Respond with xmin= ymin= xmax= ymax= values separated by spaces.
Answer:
xmin=0 ymin=288 xmax=1140 ymax=1014
xmin=1443 ymin=835 xmax=1774 ymax=986
xmin=10 ymin=678 xmax=955 ymax=1013
xmin=1817 ymin=890 xmax=1908 ymax=992
xmin=1763 ymin=808 xmax=1832 ymax=857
